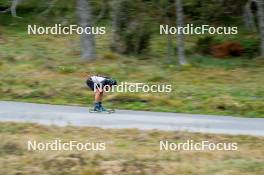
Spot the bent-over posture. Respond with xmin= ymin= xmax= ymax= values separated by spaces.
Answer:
xmin=86 ymin=75 xmax=117 ymax=111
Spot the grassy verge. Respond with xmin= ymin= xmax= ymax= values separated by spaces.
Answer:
xmin=0 ymin=122 xmax=263 ymax=175
xmin=0 ymin=25 xmax=264 ymax=117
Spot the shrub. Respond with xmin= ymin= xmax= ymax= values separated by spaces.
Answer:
xmin=112 ymin=21 xmax=152 ymax=55
xmin=0 ymin=140 xmax=24 ymax=156
xmin=110 ymin=0 xmax=153 ymax=55
xmin=195 ymin=36 xmax=219 ymax=55
xmin=195 ymin=36 xmax=261 ymax=58
xmin=211 ymin=41 xmax=244 ymax=58
xmin=240 ymin=39 xmax=260 ymax=58
xmin=102 ymin=52 xmax=119 ymax=60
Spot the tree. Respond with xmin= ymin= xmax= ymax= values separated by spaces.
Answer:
xmin=257 ymin=0 xmax=264 ymax=56
xmin=76 ymin=0 xmax=96 ymax=60
xmin=154 ymin=0 xmax=176 ymax=63
xmin=175 ymin=0 xmax=188 ymax=65
xmin=244 ymin=0 xmax=257 ymax=32
xmin=39 ymin=0 xmax=58 ymax=16
xmin=110 ymin=0 xmax=125 ymax=53
xmin=0 ymin=0 xmax=23 ymax=18
xmin=110 ymin=0 xmax=153 ymax=54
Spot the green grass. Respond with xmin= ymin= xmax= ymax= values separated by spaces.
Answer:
xmin=0 ymin=25 xmax=264 ymax=117
xmin=0 ymin=122 xmax=263 ymax=175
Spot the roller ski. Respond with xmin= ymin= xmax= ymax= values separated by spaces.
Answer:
xmin=89 ymin=102 xmax=115 ymax=114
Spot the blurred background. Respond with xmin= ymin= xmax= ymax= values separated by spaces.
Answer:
xmin=0 ymin=1 xmax=264 ymax=175
xmin=0 ymin=0 xmax=264 ymax=117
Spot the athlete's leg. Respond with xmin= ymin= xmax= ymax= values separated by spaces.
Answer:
xmin=94 ymin=89 xmax=104 ymax=111
xmin=95 ymin=89 xmax=103 ymax=102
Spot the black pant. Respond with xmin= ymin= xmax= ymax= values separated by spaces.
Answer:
xmin=86 ymin=78 xmax=95 ymax=91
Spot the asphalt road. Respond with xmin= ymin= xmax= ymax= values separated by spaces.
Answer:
xmin=0 ymin=101 xmax=263 ymax=136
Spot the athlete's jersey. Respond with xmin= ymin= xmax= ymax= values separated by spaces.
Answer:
xmin=86 ymin=75 xmax=117 ymax=91
xmin=90 ymin=76 xmax=106 ymax=84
